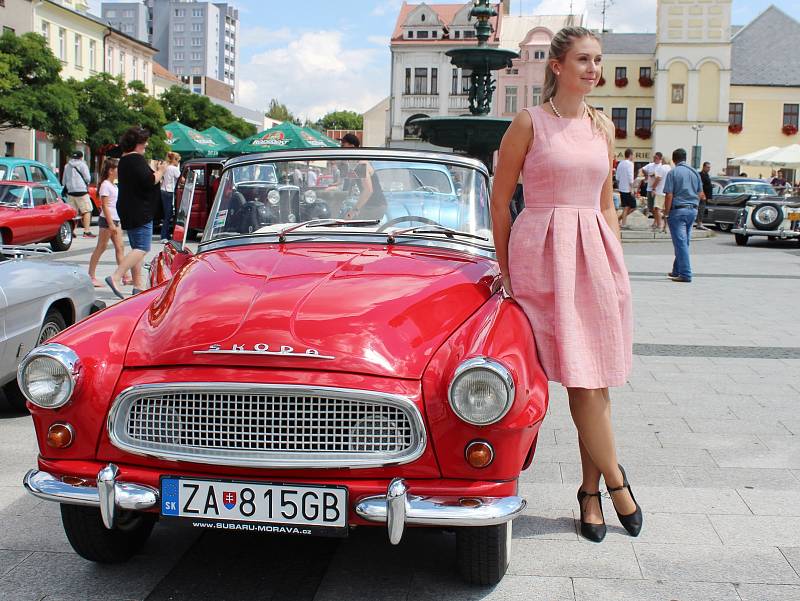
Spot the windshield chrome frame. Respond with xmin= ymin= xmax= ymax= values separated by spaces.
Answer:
xmin=199 ymin=149 xmax=495 ymax=259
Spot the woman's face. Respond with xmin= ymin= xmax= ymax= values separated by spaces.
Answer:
xmin=110 ymin=167 xmax=118 ymax=179
xmin=552 ymin=36 xmax=603 ymax=96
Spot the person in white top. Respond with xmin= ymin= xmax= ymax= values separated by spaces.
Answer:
xmin=159 ymin=151 xmax=182 ymax=242
xmin=88 ymin=158 xmax=131 ymax=287
xmin=652 ymin=156 xmax=672 ymax=232
xmin=616 ymin=148 xmax=636 ymax=228
xmin=640 ymin=152 xmax=662 ymax=219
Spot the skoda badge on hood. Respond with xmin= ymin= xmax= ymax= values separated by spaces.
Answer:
xmin=194 ymin=343 xmax=335 ymax=360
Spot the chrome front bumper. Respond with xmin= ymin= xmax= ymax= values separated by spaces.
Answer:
xmin=23 ymin=465 xmax=158 ymax=529
xmin=355 ymin=477 xmax=526 ymax=545
xmin=732 ymin=226 xmax=800 ymax=238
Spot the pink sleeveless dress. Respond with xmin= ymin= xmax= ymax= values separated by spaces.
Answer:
xmin=508 ymin=105 xmax=632 ymax=389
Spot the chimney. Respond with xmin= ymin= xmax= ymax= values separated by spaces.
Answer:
xmin=502 ymin=0 xmax=510 ymax=15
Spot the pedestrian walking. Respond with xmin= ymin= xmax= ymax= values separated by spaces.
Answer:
xmin=87 ymin=158 xmax=132 ymax=287
xmin=61 ymin=150 xmax=95 ymax=238
xmin=696 ymin=161 xmax=712 ymax=230
xmin=617 ymin=148 xmax=636 ymax=228
xmin=105 ymin=127 xmax=166 ymax=299
xmin=159 ymin=151 xmax=181 ymax=242
xmin=491 ymin=26 xmax=642 ymax=544
xmin=641 ymin=152 xmax=662 ymax=218
xmin=652 ymin=154 xmax=671 ymax=232
xmin=663 ymin=148 xmax=705 ymax=283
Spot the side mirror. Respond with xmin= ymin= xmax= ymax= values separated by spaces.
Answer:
xmin=172 ymin=170 xmax=197 ymax=251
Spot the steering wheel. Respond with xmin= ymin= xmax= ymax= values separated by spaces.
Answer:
xmin=377 ymin=215 xmax=440 ymax=232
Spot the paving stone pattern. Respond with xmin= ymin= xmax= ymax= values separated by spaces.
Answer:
xmin=1 ymin=232 xmax=799 ymax=599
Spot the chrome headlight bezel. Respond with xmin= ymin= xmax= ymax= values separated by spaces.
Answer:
xmin=16 ymin=343 xmax=81 ymax=409
xmin=304 ymin=189 xmax=317 ymax=204
xmin=267 ymin=190 xmax=280 ymax=205
xmin=447 ymin=357 xmax=515 ymax=426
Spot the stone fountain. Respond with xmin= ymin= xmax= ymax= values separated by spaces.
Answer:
xmin=410 ymin=0 xmax=519 ymax=170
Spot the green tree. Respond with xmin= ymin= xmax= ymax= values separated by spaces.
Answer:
xmin=0 ymin=31 xmax=82 ymax=148
xmin=266 ymin=98 xmax=299 ymax=124
xmin=127 ymin=80 xmax=168 ymax=158
xmin=159 ymin=85 xmax=256 ymax=139
xmin=317 ymin=110 xmax=363 ymax=131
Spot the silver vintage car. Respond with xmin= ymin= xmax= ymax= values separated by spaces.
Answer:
xmin=1 ymin=246 xmax=103 ymax=411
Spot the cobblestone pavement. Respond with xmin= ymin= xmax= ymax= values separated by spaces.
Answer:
xmin=1 ymin=230 xmax=799 ymax=600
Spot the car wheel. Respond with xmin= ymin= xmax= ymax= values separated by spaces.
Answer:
xmin=735 ymin=234 xmax=749 ymax=246
xmin=38 ymin=309 xmax=67 ymax=345
xmin=717 ymin=223 xmax=732 ymax=232
xmin=60 ymin=504 xmax=157 ymax=563
xmin=752 ymin=203 xmax=784 ymax=230
xmin=50 ymin=221 xmax=73 ymax=251
xmin=455 ymin=520 xmax=511 ymax=586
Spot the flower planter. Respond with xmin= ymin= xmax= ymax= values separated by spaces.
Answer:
xmin=638 ymin=76 xmax=653 ymax=87
xmin=614 ymin=77 xmax=628 ymax=88
xmin=782 ymin=124 xmax=798 ymax=136
xmin=615 ymin=128 xmax=627 ymax=139
xmin=635 ymin=128 xmax=652 ymax=139
xmin=728 ymin=124 xmax=743 ymax=134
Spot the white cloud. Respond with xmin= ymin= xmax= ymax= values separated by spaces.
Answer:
xmin=532 ymin=0 xmax=658 ymax=33
xmin=238 ymin=26 xmax=295 ymax=49
xmin=239 ymin=31 xmax=389 ymax=122
xmin=367 ymin=35 xmax=392 ymax=46
xmin=371 ymin=0 xmax=405 ymax=17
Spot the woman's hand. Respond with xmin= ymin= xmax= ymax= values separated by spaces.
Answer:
xmin=502 ymin=273 xmax=514 ymax=298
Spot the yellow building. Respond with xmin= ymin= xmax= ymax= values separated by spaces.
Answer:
xmin=36 ymin=0 xmax=106 ymax=81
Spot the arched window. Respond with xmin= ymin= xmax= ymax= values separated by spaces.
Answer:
xmin=404 ymin=114 xmax=429 ymax=140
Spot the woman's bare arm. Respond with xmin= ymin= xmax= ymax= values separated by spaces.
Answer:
xmin=598 ymin=118 xmax=621 ymax=241
xmin=490 ymin=110 xmax=532 ymax=292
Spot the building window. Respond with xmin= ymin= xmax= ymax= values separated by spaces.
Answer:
xmin=640 ymin=67 xmax=651 ymax=79
xmin=58 ymin=28 xmax=66 ymax=60
xmin=73 ymin=34 xmax=82 ymax=67
xmin=192 ymin=23 xmax=202 ymax=32
xmin=174 ymin=38 xmax=184 ymax=47
xmin=123 ymin=9 xmax=134 ymax=18
xmin=404 ymin=114 xmax=428 ymax=140
xmin=41 ymin=20 xmax=49 ymax=42
xmin=783 ymin=104 xmax=799 ymax=127
xmin=407 ymin=31 xmax=414 ymax=39
xmin=132 ymin=56 xmax=138 ymax=80
xmin=414 ymin=67 xmax=427 ymax=94
xmin=461 ymin=68 xmax=472 ymax=94
xmin=432 ymin=30 xmax=437 ymax=38
xmin=431 ymin=68 xmax=438 ymax=95
xmin=191 ymin=52 xmax=202 ymax=61
xmin=729 ymin=102 xmax=743 ymax=126
xmin=454 ymin=31 xmax=460 ymax=39
xmin=175 ymin=9 xmax=185 ymax=16
xmin=192 ymin=67 xmax=202 ymax=75
xmin=531 ymin=86 xmax=542 ymax=106
xmin=533 ymin=50 xmax=545 ymax=60
xmin=106 ymin=46 xmax=113 ymax=71
xmin=5 ymin=142 xmax=15 ymax=157
xmin=119 ymin=51 xmax=125 ymax=76
xmin=671 ymin=84 xmax=685 ymax=104
xmin=192 ymin=8 xmax=203 ymax=17
xmin=417 ymin=30 xmax=429 ymax=39
xmin=611 ymin=107 xmax=627 ymax=133
xmin=89 ymin=40 xmax=96 ymax=71
xmin=635 ymin=108 xmax=652 ymax=130
xmin=615 ymin=66 xmax=626 ymax=80
xmin=192 ymin=38 xmax=202 ymax=46
xmin=404 ymin=67 xmax=411 ymax=94
xmin=463 ymin=30 xmax=475 ymax=38
xmin=143 ymin=61 xmax=149 ymax=84
xmin=106 ymin=10 xmax=116 ymax=18
xmin=451 ymin=68 xmax=458 ymax=94
xmin=174 ymin=23 xmax=185 ymax=32
xmin=174 ymin=52 xmax=184 ymax=60
xmin=504 ymin=86 xmax=518 ymax=113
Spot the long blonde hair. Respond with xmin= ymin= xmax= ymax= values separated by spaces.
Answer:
xmin=543 ymin=27 xmax=614 ymax=142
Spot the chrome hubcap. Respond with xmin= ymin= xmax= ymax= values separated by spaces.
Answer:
xmin=38 ymin=322 xmax=62 ymax=344
xmin=60 ymin=222 xmax=72 ymax=244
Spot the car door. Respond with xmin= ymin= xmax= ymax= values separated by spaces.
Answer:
xmin=45 ymin=187 xmax=73 ymax=233
xmin=0 ymin=273 xmax=10 ymax=386
xmin=29 ymin=187 xmax=56 ymax=241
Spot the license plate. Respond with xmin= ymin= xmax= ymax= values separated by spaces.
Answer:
xmin=160 ymin=477 xmax=348 ymax=537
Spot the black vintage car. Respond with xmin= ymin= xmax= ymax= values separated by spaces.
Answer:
xmin=702 ymin=178 xmax=777 ymax=231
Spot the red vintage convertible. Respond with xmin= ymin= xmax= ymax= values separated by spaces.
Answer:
xmin=0 ymin=181 xmax=76 ymax=250
xmin=19 ymin=149 xmax=548 ymax=585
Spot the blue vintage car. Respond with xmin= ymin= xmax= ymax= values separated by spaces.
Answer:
xmin=0 ymin=158 xmax=63 ymax=197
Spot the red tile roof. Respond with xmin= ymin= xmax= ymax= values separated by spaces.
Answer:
xmin=391 ymin=2 xmax=502 ymax=44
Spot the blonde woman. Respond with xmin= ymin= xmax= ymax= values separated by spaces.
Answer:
xmin=160 ymin=151 xmax=182 ymax=242
xmin=88 ymin=158 xmax=132 ymax=287
xmin=490 ymin=27 xmax=642 ymax=542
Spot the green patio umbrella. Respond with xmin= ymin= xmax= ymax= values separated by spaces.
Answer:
xmin=201 ymin=126 xmax=240 ymax=148
xmin=221 ymin=122 xmax=339 ymax=155
xmin=163 ymin=121 xmax=222 ymax=158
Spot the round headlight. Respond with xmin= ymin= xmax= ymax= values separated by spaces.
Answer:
xmin=448 ymin=357 xmax=514 ymax=426
xmin=304 ymin=190 xmax=317 ymax=204
xmin=267 ymin=190 xmax=280 ymax=205
xmin=17 ymin=343 xmax=81 ymax=409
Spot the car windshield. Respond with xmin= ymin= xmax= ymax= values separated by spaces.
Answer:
xmin=205 ymin=156 xmax=492 ymax=247
xmin=725 ymin=182 xmax=775 ymax=196
xmin=0 ymin=183 xmax=27 ymax=205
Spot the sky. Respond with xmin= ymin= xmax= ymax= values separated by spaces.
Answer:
xmin=94 ymin=0 xmax=800 ymax=121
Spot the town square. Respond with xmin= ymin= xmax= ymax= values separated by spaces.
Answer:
xmin=1 ymin=1 xmax=800 ymax=600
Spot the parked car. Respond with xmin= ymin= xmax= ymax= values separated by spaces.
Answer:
xmin=731 ymin=196 xmax=800 ymax=245
xmin=0 ymin=181 xmax=77 ymax=250
xmin=173 ymin=158 xmax=225 ymax=239
xmin=1 ymin=245 xmax=103 ymax=411
xmin=0 ymin=158 xmax=64 ymax=198
xmin=20 ymin=148 xmax=547 ymax=586
xmin=703 ymin=177 xmax=778 ymax=231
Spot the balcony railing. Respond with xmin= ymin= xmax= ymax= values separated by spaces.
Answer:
xmin=402 ymin=94 xmax=439 ymax=110
xmin=449 ymin=95 xmax=469 ymax=110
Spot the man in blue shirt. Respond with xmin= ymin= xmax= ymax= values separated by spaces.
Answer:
xmin=663 ymin=148 xmax=706 ymax=283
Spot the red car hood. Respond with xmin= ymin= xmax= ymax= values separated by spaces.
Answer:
xmin=126 ymin=244 xmax=497 ymax=379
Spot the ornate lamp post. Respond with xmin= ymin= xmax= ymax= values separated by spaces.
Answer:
xmin=691 ymin=123 xmax=704 ymax=169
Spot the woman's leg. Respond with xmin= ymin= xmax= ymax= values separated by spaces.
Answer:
xmin=110 ymin=249 xmax=146 ymax=285
xmin=568 ymin=387 xmax=636 ymax=516
xmin=88 ymin=229 xmax=111 ymax=280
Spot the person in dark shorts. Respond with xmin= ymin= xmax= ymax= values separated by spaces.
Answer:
xmin=617 ymin=148 xmax=636 ymax=228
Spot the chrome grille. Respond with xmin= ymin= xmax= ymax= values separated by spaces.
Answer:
xmin=108 ymin=384 xmax=426 ymax=468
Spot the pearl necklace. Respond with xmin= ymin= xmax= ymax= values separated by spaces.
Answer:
xmin=549 ymin=97 xmax=587 ymax=119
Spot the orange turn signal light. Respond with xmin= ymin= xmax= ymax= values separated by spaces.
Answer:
xmin=46 ymin=423 xmax=74 ymax=449
xmin=465 ymin=440 xmax=494 ymax=468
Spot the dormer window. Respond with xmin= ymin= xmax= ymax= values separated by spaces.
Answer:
xmin=455 ymin=31 xmax=460 ymax=39
xmin=464 ymin=30 xmax=475 ymax=39
xmin=408 ymin=31 xmax=414 ymax=39
xmin=417 ymin=30 xmax=429 ymax=39
xmin=534 ymin=50 xmax=545 ymax=60
xmin=432 ymin=30 xmax=437 ymax=38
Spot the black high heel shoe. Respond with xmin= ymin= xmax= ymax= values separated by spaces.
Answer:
xmin=607 ymin=464 xmax=643 ymax=537
xmin=577 ymin=489 xmax=606 ymax=542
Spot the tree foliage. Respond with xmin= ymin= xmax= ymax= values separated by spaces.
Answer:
xmin=0 ymin=31 xmax=82 ymax=143
xmin=266 ymin=98 xmax=300 ymax=125
xmin=159 ymin=86 xmax=256 ymax=139
xmin=317 ymin=110 xmax=363 ymax=131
